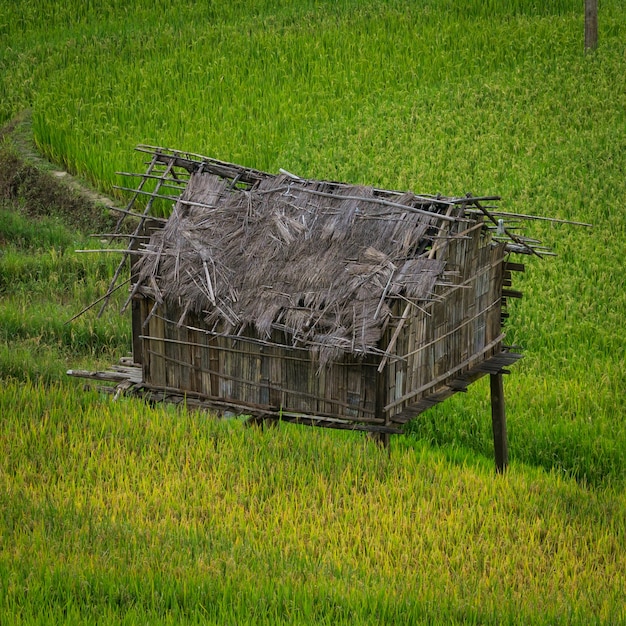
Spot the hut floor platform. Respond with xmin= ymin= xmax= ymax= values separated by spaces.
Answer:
xmin=67 ymin=349 xmax=521 ymax=434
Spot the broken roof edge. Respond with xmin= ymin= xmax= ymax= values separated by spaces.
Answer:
xmin=133 ymin=143 xmax=504 ymax=211
xmin=87 ymin=145 xmax=563 ymax=355
xmin=130 ymin=144 xmax=588 ymax=233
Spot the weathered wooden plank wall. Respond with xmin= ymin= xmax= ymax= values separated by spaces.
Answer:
xmin=380 ymin=222 xmax=506 ymax=422
xmin=138 ymin=216 xmax=511 ymax=431
xmin=141 ymin=310 xmax=381 ymax=424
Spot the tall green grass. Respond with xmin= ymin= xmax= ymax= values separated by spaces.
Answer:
xmin=5 ymin=0 xmax=621 ymax=190
xmin=0 ymin=203 xmax=130 ymax=381
xmin=1 ymin=2 xmax=626 ymax=620
xmin=1 ymin=380 xmax=625 ymax=624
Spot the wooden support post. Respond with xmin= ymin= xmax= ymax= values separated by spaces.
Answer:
xmin=585 ymin=0 xmax=598 ymax=51
xmin=490 ymin=372 xmax=508 ymax=473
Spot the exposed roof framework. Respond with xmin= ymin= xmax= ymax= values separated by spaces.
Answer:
xmin=98 ymin=145 xmax=549 ymax=366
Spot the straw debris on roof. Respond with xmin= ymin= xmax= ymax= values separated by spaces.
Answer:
xmin=130 ymin=170 xmax=464 ymax=365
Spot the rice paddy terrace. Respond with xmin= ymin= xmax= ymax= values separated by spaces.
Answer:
xmin=1 ymin=1 xmax=625 ymax=623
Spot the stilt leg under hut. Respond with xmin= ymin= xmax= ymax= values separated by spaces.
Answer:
xmin=490 ymin=372 xmax=508 ymax=473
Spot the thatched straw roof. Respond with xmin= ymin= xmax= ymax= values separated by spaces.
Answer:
xmin=132 ymin=168 xmax=481 ymax=365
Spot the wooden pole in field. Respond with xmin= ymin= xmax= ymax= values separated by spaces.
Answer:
xmin=585 ymin=0 xmax=598 ymax=51
xmin=490 ymin=373 xmax=508 ymax=473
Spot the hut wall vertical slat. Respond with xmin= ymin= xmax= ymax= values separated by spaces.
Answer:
xmin=360 ymin=363 xmax=372 ymax=420
xmin=407 ymin=313 xmax=427 ymax=401
xmin=163 ymin=306 xmax=180 ymax=391
xmin=338 ymin=358 xmax=347 ymax=417
xmin=317 ymin=365 xmax=328 ymax=415
xmin=270 ymin=332 xmax=285 ymax=410
xmin=260 ymin=346 xmax=271 ymax=406
xmin=212 ymin=336 xmax=223 ymax=398
xmin=140 ymin=298 xmax=151 ymax=383
xmin=284 ymin=353 xmax=296 ymax=411
xmin=190 ymin=327 xmax=203 ymax=394
xmin=147 ymin=306 xmax=166 ymax=387
xmin=346 ymin=365 xmax=362 ymax=418
xmin=200 ymin=327 xmax=212 ymax=398
xmin=177 ymin=319 xmax=191 ymax=392
xmin=324 ymin=358 xmax=341 ymax=417
xmin=220 ymin=337 xmax=230 ymax=399
xmin=306 ymin=356 xmax=319 ymax=414
xmin=249 ymin=341 xmax=262 ymax=405
xmin=406 ymin=314 xmax=417 ymax=396
xmin=243 ymin=338 xmax=261 ymax=405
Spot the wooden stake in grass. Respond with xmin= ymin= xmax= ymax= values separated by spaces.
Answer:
xmin=585 ymin=0 xmax=598 ymax=51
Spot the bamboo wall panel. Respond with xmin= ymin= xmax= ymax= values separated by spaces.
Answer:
xmin=141 ymin=309 xmax=380 ymax=422
xmin=138 ymin=221 xmax=506 ymax=429
xmin=383 ymin=230 xmax=507 ymax=421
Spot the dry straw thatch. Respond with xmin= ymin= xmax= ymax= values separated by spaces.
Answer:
xmin=130 ymin=169 xmax=476 ymax=366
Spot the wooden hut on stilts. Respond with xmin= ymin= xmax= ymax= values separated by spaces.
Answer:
xmin=70 ymin=145 xmax=557 ymax=472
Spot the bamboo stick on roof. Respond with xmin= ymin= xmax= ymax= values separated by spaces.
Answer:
xmin=464 ymin=208 xmax=593 ymax=228
xmin=105 ymin=205 xmax=168 ymax=223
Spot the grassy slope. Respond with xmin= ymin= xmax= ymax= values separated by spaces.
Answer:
xmin=1 ymin=1 xmax=626 ymax=623
xmin=0 ymin=119 xmax=130 ymax=381
xmin=1 ymin=381 xmax=625 ymax=625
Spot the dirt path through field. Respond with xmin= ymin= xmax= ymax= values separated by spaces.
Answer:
xmin=0 ymin=109 xmax=115 ymax=208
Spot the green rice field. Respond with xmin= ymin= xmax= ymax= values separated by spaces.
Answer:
xmin=1 ymin=0 xmax=625 ymax=623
